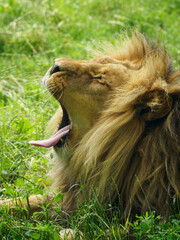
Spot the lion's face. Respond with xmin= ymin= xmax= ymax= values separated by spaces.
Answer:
xmin=43 ymin=57 xmax=131 ymax=149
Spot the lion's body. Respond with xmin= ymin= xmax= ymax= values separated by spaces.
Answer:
xmin=1 ymin=33 xmax=180 ymax=218
xmin=42 ymin=33 xmax=180 ymax=217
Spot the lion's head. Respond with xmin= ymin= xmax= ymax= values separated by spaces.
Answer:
xmin=29 ymin=33 xmax=180 ymax=217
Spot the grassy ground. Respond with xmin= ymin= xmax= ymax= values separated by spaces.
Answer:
xmin=0 ymin=0 xmax=180 ymax=239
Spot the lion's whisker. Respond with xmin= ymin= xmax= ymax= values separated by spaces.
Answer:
xmin=57 ymin=90 xmax=64 ymax=102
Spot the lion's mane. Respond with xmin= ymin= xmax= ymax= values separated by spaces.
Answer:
xmin=52 ymin=34 xmax=180 ymax=217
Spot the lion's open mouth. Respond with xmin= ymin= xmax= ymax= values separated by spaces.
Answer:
xmin=55 ymin=105 xmax=71 ymax=148
xmin=28 ymin=105 xmax=71 ymax=148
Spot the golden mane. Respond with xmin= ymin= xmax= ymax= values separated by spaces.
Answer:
xmin=50 ymin=34 xmax=180 ymax=217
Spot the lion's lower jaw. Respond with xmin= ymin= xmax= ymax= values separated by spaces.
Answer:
xmin=52 ymin=145 xmax=70 ymax=163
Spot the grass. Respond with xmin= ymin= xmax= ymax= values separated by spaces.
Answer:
xmin=0 ymin=0 xmax=180 ymax=239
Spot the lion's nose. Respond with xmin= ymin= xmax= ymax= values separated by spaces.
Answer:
xmin=50 ymin=64 xmax=61 ymax=75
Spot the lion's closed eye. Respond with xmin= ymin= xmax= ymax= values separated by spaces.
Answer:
xmin=91 ymin=73 xmax=110 ymax=86
xmin=93 ymin=75 xmax=103 ymax=80
xmin=91 ymin=75 xmax=110 ymax=88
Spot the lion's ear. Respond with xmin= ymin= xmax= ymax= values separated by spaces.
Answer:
xmin=135 ymin=90 xmax=173 ymax=121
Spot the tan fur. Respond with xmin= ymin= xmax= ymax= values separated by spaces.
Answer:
xmin=0 ymin=195 xmax=46 ymax=215
xmin=1 ymin=33 xmax=180 ymax=218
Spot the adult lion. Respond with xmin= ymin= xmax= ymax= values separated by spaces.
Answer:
xmin=2 ymin=33 xmax=180 ymax=218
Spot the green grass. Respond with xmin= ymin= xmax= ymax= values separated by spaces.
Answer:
xmin=0 ymin=0 xmax=180 ymax=239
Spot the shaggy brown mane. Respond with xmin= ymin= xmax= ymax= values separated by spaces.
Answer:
xmin=51 ymin=34 xmax=180 ymax=217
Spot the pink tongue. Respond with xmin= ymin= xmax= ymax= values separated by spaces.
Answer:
xmin=28 ymin=125 xmax=70 ymax=148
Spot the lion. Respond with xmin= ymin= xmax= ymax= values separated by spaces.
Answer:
xmin=1 ymin=33 xmax=180 ymax=220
